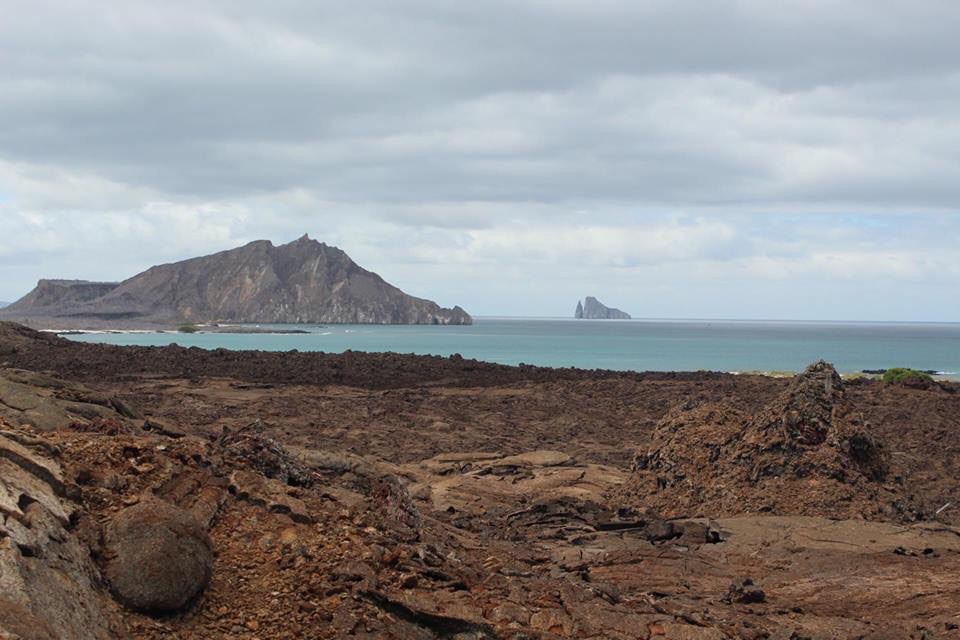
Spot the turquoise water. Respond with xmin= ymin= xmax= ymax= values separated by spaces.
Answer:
xmin=62 ymin=318 xmax=960 ymax=377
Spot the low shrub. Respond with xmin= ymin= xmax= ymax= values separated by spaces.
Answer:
xmin=177 ymin=324 xmax=199 ymax=334
xmin=881 ymin=368 xmax=933 ymax=384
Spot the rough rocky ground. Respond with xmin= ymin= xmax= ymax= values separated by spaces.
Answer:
xmin=1 ymin=322 xmax=959 ymax=639
xmin=617 ymin=361 xmax=929 ymax=522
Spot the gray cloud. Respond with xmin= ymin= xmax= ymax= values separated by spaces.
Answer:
xmin=3 ymin=0 xmax=960 ymax=204
xmin=0 ymin=1 xmax=958 ymax=319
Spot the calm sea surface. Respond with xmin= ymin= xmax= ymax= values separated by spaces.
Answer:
xmin=63 ymin=317 xmax=960 ymax=377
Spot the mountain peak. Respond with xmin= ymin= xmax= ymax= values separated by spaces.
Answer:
xmin=3 ymin=238 xmax=472 ymax=327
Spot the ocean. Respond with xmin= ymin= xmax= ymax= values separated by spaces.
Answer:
xmin=62 ymin=317 xmax=960 ymax=378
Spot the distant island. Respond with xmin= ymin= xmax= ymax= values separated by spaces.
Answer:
xmin=0 ymin=235 xmax=472 ymax=329
xmin=575 ymin=296 xmax=632 ymax=320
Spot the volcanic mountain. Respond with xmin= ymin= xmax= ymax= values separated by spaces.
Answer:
xmin=2 ymin=236 xmax=472 ymax=327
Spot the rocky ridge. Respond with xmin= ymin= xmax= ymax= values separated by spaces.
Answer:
xmin=2 ymin=236 xmax=471 ymax=328
xmin=575 ymin=296 xmax=631 ymax=319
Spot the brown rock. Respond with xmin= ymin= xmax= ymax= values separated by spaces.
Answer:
xmin=619 ymin=361 xmax=902 ymax=520
xmin=724 ymin=577 xmax=766 ymax=604
xmin=0 ymin=369 xmax=133 ymax=432
xmin=530 ymin=608 xmax=574 ymax=635
xmin=490 ymin=601 xmax=531 ymax=626
xmin=0 ymin=599 xmax=59 ymax=640
xmin=0 ymin=427 xmax=120 ymax=639
xmin=229 ymin=469 xmax=313 ymax=524
xmin=103 ymin=500 xmax=213 ymax=613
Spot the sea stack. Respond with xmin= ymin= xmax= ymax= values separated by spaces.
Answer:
xmin=575 ymin=296 xmax=631 ymax=320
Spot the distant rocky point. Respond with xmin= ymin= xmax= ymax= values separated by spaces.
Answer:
xmin=575 ymin=296 xmax=631 ymax=320
xmin=9 ymin=280 xmax=120 ymax=311
xmin=1 ymin=235 xmax=472 ymax=328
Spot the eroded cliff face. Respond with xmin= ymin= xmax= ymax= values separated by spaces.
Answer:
xmin=5 ymin=280 xmax=120 ymax=313
xmin=575 ymin=296 xmax=631 ymax=319
xmin=2 ymin=236 xmax=471 ymax=327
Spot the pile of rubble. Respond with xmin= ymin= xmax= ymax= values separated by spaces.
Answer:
xmin=618 ymin=361 xmax=916 ymax=521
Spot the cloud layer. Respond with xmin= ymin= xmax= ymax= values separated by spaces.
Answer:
xmin=1 ymin=1 xmax=958 ymax=319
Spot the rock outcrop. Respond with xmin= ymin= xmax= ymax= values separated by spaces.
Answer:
xmin=2 ymin=235 xmax=472 ymax=327
xmin=7 ymin=280 xmax=119 ymax=312
xmin=0 ymin=425 xmax=123 ymax=639
xmin=618 ymin=361 xmax=907 ymax=520
xmin=574 ymin=296 xmax=631 ymax=319
xmin=0 ymin=368 xmax=138 ymax=432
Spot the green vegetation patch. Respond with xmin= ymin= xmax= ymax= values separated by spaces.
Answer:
xmin=881 ymin=368 xmax=934 ymax=384
xmin=177 ymin=324 xmax=199 ymax=334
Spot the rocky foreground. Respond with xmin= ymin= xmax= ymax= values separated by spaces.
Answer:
xmin=1 ymin=322 xmax=959 ymax=639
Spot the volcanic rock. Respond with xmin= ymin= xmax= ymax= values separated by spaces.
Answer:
xmin=0 ymin=368 xmax=135 ymax=432
xmin=0 ymin=339 xmax=956 ymax=638
xmin=102 ymin=500 xmax=213 ymax=613
xmin=575 ymin=296 xmax=631 ymax=319
xmin=619 ymin=361 xmax=902 ymax=520
xmin=2 ymin=235 xmax=472 ymax=327
xmin=5 ymin=280 xmax=119 ymax=312
xmin=724 ymin=577 xmax=766 ymax=604
xmin=0 ymin=425 xmax=121 ymax=639
xmin=215 ymin=420 xmax=314 ymax=487
xmin=229 ymin=469 xmax=313 ymax=523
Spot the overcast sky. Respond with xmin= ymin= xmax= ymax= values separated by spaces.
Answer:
xmin=1 ymin=0 xmax=958 ymax=320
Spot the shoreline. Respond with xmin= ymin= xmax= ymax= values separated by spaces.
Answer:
xmin=46 ymin=325 xmax=312 ymax=336
xmin=51 ymin=328 xmax=960 ymax=381
xmin=5 ymin=319 xmax=951 ymax=381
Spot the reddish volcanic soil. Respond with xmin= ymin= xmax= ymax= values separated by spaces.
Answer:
xmin=1 ymin=322 xmax=959 ymax=639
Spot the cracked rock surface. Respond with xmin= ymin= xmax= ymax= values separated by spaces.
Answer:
xmin=0 ymin=429 xmax=124 ymax=640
